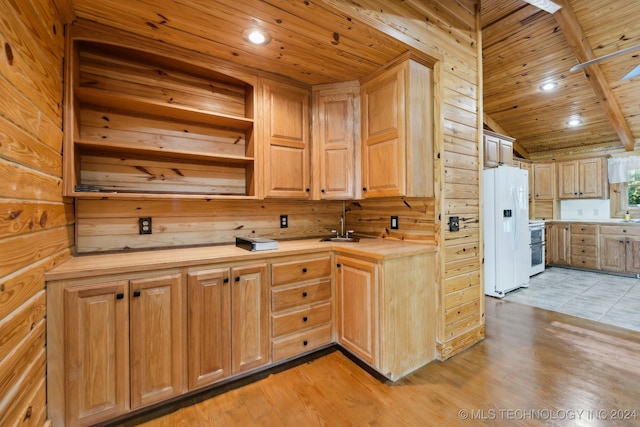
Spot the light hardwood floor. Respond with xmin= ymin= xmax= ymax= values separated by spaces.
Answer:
xmin=107 ymin=298 xmax=640 ymax=426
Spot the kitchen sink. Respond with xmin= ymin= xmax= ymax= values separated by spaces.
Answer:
xmin=320 ymin=236 xmax=360 ymax=242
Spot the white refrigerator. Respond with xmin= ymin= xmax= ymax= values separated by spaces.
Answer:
xmin=484 ymin=166 xmax=530 ymax=297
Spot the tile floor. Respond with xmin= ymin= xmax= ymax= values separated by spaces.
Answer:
xmin=503 ymin=267 xmax=640 ymax=332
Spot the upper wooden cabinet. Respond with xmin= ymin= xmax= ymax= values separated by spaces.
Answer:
xmin=483 ymin=131 xmax=513 ymax=168
xmin=557 ymin=157 xmax=608 ymax=199
xmin=260 ymin=79 xmax=311 ymax=199
xmin=360 ymin=57 xmax=434 ymax=198
xmin=311 ymin=82 xmax=361 ymax=200
xmin=533 ymin=162 xmax=555 ymax=200
xmin=64 ymin=33 xmax=258 ymax=199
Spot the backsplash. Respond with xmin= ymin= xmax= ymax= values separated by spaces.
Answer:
xmin=560 ymin=199 xmax=611 ymax=220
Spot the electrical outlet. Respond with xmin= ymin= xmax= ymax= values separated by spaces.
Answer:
xmin=280 ymin=214 xmax=288 ymax=228
xmin=139 ymin=217 xmax=152 ymax=234
xmin=449 ymin=216 xmax=459 ymax=232
xmin=390 ymin=216 xmax=399 ymax=230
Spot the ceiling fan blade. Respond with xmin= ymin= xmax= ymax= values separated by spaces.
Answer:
xmin=622 ymin=64 xmax=640 ymax=81
xmin=569 ymin=43 xmax=640 ymax=72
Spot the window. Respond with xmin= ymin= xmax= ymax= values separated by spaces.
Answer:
xmin=628 ymin=168 xmax=640 ymax=207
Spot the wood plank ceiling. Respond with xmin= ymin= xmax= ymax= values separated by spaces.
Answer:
xmin=482 ymin=0 xmax=640 ymax=159
xmin=65 ymin=0 xmax=417 ymax=86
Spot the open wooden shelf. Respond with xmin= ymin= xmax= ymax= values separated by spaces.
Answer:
xmin=65 ymin=39 xmax=258 ymax=199
xmin=75 ymin=87 xmax=254 ymax=131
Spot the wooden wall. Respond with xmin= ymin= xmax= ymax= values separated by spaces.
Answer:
xmin=0 ymin=1 xmax=72 ymax=426
xmin=76 ymin=199 xmax=343 ymax=253
xmin=326 ymin=0 xmax=483 ymax=359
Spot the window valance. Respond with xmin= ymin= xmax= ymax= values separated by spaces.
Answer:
xmin=608 ymin=156 xmax=640 ymax=183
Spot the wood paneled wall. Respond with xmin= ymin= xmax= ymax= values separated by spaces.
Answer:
xmin=0 ymin=1 xmax=72 ymax=426
xmin=76 ymin=199 xmax=343 ymax=253
xmin=326 ymin=0 xmax=483 ymax=359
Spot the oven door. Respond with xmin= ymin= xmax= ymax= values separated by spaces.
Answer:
xmin=530 ymin=242 xmax=545 ymax=276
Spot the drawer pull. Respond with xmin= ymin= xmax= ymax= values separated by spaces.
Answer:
xmin=302 ymin=292 xmax=308 ymax=298
xmin=623 ymin=229 xmax=627 ymax=233
xmin=303 ymin=340 xmax=308 ymax=346
xmin=116 ymin=293 xmax=124 ymax=300
xmin=581 ymin=227 xmax=585 ymax=231
xmin=133 ymin=290 xmax=141 ymax=297
xmin=303 ymin=316 xmax=308 ymax=322
xmin=582 ymin=249 xmax=585 ymax=253
xmin=302 ymin=268 xmax=308 ymax=273
xmin=581 ymin=239 xmax=585 ymax=242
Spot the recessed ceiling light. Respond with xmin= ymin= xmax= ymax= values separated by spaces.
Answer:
xmin=246 ymin=29 xmax=269 ymax=45
xmin=567 ymin=118 xmax=582 ymax=127
xmin=540 ymin=82 xmax=558 ymax=91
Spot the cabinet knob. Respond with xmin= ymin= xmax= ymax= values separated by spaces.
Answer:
xmin=623 ymin=229 xmax=627 ymax=233
xmin=321 ymin=189 xmax=325 ymax=193
xmin=303 ymin=340 xmax=308 ymax=346
xmin=235 ymin=276 xmax=240 ymax=282
xmin=305 ymin=188 xmax=310 ymax=193
xmin=116 ymin=293 xmax=124 ymax=300
xmin=581 ymin=249 xmax=585 ymax=253
xmin=581 ymin=228 xmax=585 ymax=231
xmin=303 ymin=316 xmax=308 ymax=322
xmin=581 ymin=239 xmax=585 ymax=242
xmin=302 ymin=291 xmax=308 ymax=297
xmin=223 ymin=277 xmax=229 ymax=283
xmin=362 ymin=187 xmax=367 ymax=192
xmin=336 ymin=263 xmax=342 ymax=267
xmin=302 ymin=268 xmax=308 ymax=273
xmin=133 ymin=290 xmax=141 ymax=297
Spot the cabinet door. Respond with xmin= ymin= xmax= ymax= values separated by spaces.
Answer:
xmin=336 ymin=256 xmax=377 ymax=365
xmin=534 ymin=163 xmax=555 ymax=200
xmin=64 ymin=281 xmax=129 ymax=427
xmin=580 ymin=158 xmax=604 ymax=198
xmin=130 ymin=274 xmax=183 ymax=409
xmin=499 ymin=139 xmax=513 ymax=166
xmin=187 ymin=269 xmax=231 ymax=389
xmin=313 ymin=86 xmax=358 ymax=199
xmin=551 ymin=224 xmax=571 ymax=265
xmin=557 ymin=161 xmax=579 ymax=199
xmin=484 ymin=135 xmax=500 ymax=168
xmin=626 ymin=238 xmax=640 ymax=273
xmin=521 ymin=162 xmax=534 ymax=202
xmin=361 ymin=64 xmax=405 ymax=197
xmin=231 ymin=264 xmax=269 ymax=373
xmin=261 ymin=80 xmax=310 ymax=198
xmin=599 ymin=236 xmax=627 ymax=272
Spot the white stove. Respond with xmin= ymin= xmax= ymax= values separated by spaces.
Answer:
xmin=528 ymin=221 xmax=545 ymax=276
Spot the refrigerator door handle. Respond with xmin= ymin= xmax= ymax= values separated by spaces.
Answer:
xmin=512 ymin=189 xmax=519 ymax=251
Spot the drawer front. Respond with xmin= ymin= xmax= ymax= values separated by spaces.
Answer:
xmin=271 ymin=256 xmax=331 ymax=286
xmin=272 ymin=302 xmax=332 ymax=338
xmin=571 ymin=255 xmax=598 ymax=270
xmin=272 ymin=323 xmax=333 ymax=362
xmin=600 ymin=225 xmax=640 ymax=237
xmin=272 ymin=280 xmax=331 ymax=312
xmin=570 ymin=244 xmax=597 ymax=258
xmin=570 ymin=224 xmax=598 ymax=235
xmin=571 ymin=234 xmax=597 ymax=246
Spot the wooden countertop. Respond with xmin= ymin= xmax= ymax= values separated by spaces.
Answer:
xmin=46 ymin=238 xmax=437 ymax=281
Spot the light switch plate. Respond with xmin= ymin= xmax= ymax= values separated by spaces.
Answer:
xmin=280 ymin=214 xmax=288 ymax=228
xmin=449 ymin=216 xmax=459 ymax=232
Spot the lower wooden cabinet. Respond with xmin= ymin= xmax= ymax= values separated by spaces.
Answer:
xmin=335 ymin=251 xmax=436 ymax=380
xmin=549 ymin=223 xmax=570 ymax=265
xmin=187 ymin=264 xmax=269 ymax=390
xmin=270 ymin=254 xmax=333 ymax=362
xmin=599 ymin=226 xmax=640 ymax=274
xmin=569 ymin=224 xmax=598 ymax=269
xmin=335 ymin=256 xmax=377 ymax=365
xmin=59 ymin=272 xmax=183 ymax=427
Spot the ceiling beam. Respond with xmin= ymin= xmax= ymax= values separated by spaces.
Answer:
xmin=483 ymin=112 xmax=530 ymax=159
xmin=553 ymin=0 xmax=635 ymax=151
